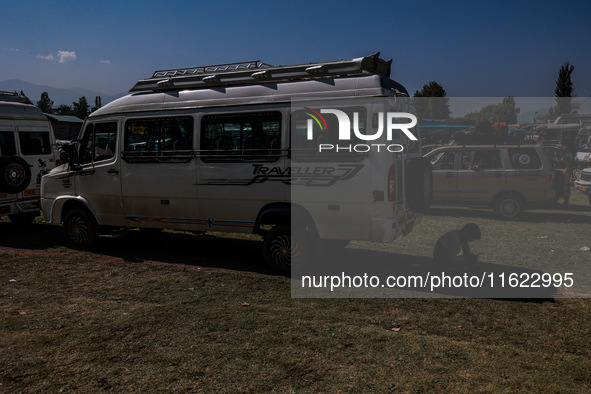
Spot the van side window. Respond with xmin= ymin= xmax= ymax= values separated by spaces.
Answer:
xmin=291 ymin=108 xmax=366 ymax=163
xmin=19 ymin=132 xmax=52 ymax=155
xmin=123 ymin=117 xmax=193 ymax=163
xmin=508 ymin=148 xmax=542 ymax=170
xmin=79 ymin=122 xmax=118 ymax=165
xmin=200 ymin=112 xmax=280 ymax=163
xmin=0 ymin=132 xmax=17 ymax=156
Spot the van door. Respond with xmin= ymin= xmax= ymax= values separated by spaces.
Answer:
xmin=17 ymin=121 xmax=57 ymax=191
xmin=75 ymin=121 xmax=124 ymax=226
xmin=196 ymin=111 xmax=286 ymax=233
xmin=119 ymin=116 xmax=200 ymax=230
xmin=0 ymin=120 xmax=18 ymax=209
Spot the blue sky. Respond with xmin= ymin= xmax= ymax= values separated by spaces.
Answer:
xmin=1 ymin=0 xmax=590 ymax=99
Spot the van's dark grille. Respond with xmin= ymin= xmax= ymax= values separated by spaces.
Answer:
xmin=581 ymin=173 xmax=591 ymax=182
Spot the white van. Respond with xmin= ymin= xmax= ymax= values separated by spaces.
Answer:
xmin=41 ymin=53 xmax=432 ymax=272
xmin=0 ymin=92 xmax=59 ymax=224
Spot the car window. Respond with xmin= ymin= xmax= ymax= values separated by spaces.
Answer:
xmin=460 ymin=150 xmax=502 ymax=170
xmin=19 ymin=132 xmax=52 ymax=155
xmin=79 ymin=122 xmax=118 ymax=165
xmin=430 ymin=151 xmax=456 ymax=170
xmin=508 ymin=148 xmax=542 ymax=170
xmin=0 ymin=132 xmax=17 ymax=156
xmin=123 ymin=117 xmax=193 ymax=163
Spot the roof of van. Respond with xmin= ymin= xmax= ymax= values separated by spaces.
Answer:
xmin=0 ymin=100 xmax=47 ymax=121
xmin=45 ymin=114 xmax=84 ymax=123
xmin=90 ymin=74 xmax=409 ymax=118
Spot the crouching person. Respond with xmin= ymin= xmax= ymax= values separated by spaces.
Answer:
xmin=433 ymin=223 xmax=481 ymax=266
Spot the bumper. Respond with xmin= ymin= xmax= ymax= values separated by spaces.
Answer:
xmin=574 ymin=181 xmax=591 ymax=194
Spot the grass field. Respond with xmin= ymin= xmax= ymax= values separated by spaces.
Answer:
xmin=1 ymin=191 xmax=590 ymax=392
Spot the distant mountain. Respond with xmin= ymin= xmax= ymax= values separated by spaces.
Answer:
xmin=0 ymin=79 xmax=126 ymax=108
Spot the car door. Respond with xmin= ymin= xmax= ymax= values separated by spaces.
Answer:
xmin=457 ymin=148 xmax=505 ymax=204
xmin=427 ymin=149 xmax=458 ymax=203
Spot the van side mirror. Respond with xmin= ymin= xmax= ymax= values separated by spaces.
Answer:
xmin=66 ymin=142 xmax=82 ymax=171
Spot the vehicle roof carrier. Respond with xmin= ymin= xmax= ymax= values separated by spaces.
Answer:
xmin=130 ymin=52 xmax=393 ymax=92
xmin=0 ymin=91 xmax=33 ymax=104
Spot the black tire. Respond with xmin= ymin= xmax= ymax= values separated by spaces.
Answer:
xmin=0 ymin=157 xmax=32 ymax=194
xmin=63 ymin=208 xmax=99 ymax=250
xmin=405 ymin=158 xmax=433 ymax=213
xmin=263 ymin=225 xmax=310 ymax=275
xmin=495 ymin=194 xmax=524 ymax=219
xmin=8 ymin=212 xmax=37 ymax=226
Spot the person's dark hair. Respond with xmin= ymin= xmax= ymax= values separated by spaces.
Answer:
xmin=461 ymin=223 xmax=481 ymax=240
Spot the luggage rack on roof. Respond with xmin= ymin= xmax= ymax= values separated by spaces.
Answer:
xmin=0 ymin=91 xmax=33 ymax=104
xmin=152 ymin=60 xmax=274 ymax=78
xmin=130 ymin=52 xmax=392 ymax=93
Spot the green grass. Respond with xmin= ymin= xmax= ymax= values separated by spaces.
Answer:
xmin=1 ymin=191 xmax=590 ymax=392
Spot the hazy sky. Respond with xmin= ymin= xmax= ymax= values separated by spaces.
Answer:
xmin=1 ymin=0 xmax=590 ymax=97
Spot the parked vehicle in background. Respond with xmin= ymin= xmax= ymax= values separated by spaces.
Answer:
xmin=574 ymin=150 xmax=591 ymax=205
xmin=0 ymin=91 xmax=59 ymax=224
xmin=41 ymin=53 xmax=432 ymax=273
xmin=425 ymin=143 xmax=560 ymax=219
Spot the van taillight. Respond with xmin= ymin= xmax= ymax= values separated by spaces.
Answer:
xmin=548 ymin=174 xmax=554 ymax=186
xmin=388 ymin=165 xmax=396 ymax=201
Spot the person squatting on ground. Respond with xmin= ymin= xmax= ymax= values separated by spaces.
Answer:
xmin=433 ymin=223 xmax=481 ymax=266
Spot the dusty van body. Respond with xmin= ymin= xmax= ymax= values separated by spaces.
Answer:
xmin=41 ymin=54 xmax=431 ymax=272
xmin=0 ymin=92 xmax=59 ymax=224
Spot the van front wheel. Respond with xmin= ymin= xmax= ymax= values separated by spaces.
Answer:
xmin=63 ymin=208 xmax=98 ymax=250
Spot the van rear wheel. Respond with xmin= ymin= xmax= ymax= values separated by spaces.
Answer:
xmin=263 ymin=225 xmax=310 ymax=275
xmin=63 ymin=208 xmax=98 ymax=250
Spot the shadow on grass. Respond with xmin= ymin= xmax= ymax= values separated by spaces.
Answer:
xmin=427 ymin=206 xmax=591 ymax=224
xmin=0 ymin=222 xmax=274 ymax=275
xmin=0 ymin=222 xmax=568 ymax=301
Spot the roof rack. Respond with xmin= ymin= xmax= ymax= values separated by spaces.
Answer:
xmin=130 ymin=52 xmax=392 ymax=92
xmin=0 ymin=91 xmax=33 ymax=104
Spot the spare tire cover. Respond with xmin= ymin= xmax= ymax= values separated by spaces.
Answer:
xmin=405 ymin=157 xmax=433 ymax=213
xmin=0 ymin=156 xmax=32 ymax=194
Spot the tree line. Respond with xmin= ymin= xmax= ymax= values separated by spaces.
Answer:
xmin=35 ymin=93 xmax=102 ymax=120
xmin=29 ymin=62 xmax=578 ymax=123
xmin=412 ymin=62 xmax=578 ymax=123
